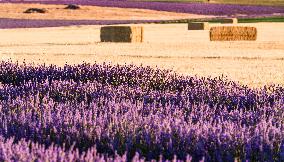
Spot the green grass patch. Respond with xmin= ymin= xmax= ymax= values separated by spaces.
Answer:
xmin=151 ymin=17 xmax=284 ymax=24
xmin=238 ymin=17 xmax=284 ymax=23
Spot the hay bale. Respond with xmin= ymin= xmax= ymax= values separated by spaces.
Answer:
xmin=65 ymin=4 xmax=80 ymax=10
xmin=100 ymin=26 xmax=144 ymax=43
xmin=24 ymin=8 xmax=47 ymax=14
xmin=220 ymin=18 xmax=238 ymax=24
xmin=188 ymin=22 xmax=209 ymax=30
xmin=210 ymin=26 xmax=257 ymax=41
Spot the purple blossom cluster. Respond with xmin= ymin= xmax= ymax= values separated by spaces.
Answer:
xmin=0 ymin=61 xmax=283 ymax=161
xmin=0 ymin=136 xmax=161 ymax=161
xmin=1 ymin=0 xmax=284 ymax=16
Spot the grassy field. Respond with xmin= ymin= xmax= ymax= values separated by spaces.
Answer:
xmin=136 ymin=0 xmax=284 ymax=6
xmin=236 ymin=17 xmax=284 ymax=23
xmin=153 ymin=17 xmax=284 ymax=24
xmin=207 ymin=17 xmax=284 ymax=23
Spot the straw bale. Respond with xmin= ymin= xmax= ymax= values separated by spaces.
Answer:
xmin=210 ymin=26 xmax=257 ymax=41
xmin=100 ymin=26 xmax=143 ymax=43
xmin=65 ymin=4 xmax=80 ymax=10
xmin=24 ymin=8 xmax=47 ymax=14
xmin=188 ymin=22 xmax=209 ymax=30
xmin=220 ymin=18 xmax=238 ymax=24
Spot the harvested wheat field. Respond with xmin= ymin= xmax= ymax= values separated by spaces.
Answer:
xmin=0 ymin=22 xmax=284 ymax=88
xmin=0 ymin=3 xmax=212 ymax=20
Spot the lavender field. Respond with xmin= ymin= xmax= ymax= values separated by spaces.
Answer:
xmin=0 ymin=61 xmax=283 ymax=161
xmin=0 ymin=1 xmax=283 ymax=162
xmin=0 ymin=18 xmax=160 ymax=29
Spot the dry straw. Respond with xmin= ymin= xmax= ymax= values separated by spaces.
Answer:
xmin=210 ymin=26 xmax=257 ymax=41
xmin=100 ymin=26 xmax=144 ymax=43
xmin=188 ymin=22 xmax=209 ymax=30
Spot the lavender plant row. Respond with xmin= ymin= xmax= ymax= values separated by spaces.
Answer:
xmin=0 ymin=62 xmax=283 ymax=161
xmin=1 ymin=0 xmax=284 ymax=16
xmin=1 ymin=62 xmax=283 ymax=111
xmin=0 ymin=135 xmax=188 ymax=162
xmin=0 ymin=18 xmax=160 ymax=29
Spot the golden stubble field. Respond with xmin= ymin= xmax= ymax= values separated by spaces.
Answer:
xmin=0 ymin=22 xmax=284 ymax=88
xmin=0 ymin=3 xmax=211 ymax=20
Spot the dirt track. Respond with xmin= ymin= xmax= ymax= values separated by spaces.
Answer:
xmin=0 ymin=23 xmax=284 ymax=87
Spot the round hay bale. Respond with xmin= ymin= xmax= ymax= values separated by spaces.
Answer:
xmin=65 ymin=4 xmax=80 ymax=10
xmin=24 ymin=8 xmax=47 ymax=14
